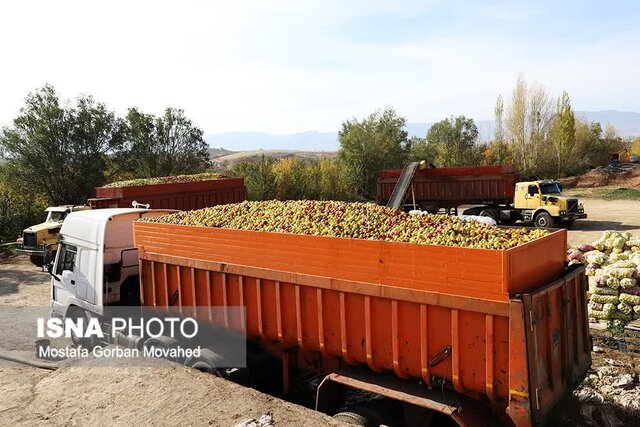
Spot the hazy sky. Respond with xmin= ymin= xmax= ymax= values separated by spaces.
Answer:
xmin=1 ymin=0 xmax=639 ymax=134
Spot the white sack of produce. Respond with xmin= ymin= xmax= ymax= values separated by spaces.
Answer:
xmin=459 ymin=215 xmax=497 ymax=226
xmin=583 ymin=250 xmax=607 ymax=265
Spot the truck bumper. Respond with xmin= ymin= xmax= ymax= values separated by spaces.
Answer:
xmin=560 ymin=213 xmax=587 ymax=221
xmin=15 ymin=245 xmax=47 ymax=257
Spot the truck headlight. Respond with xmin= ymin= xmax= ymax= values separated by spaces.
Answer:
xmin=578 ymin=208 xmax=584 ymax=213
xmin=560 ymin=210 xmax=566 ymax=215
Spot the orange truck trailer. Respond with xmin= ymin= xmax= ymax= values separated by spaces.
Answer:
xmin=88 ymin=176 xmax=247 ymax=210
xmin=133 ymin=221 xmax=591 ymax=426
xmin=377 ymin=165 xmax=586 ymax=228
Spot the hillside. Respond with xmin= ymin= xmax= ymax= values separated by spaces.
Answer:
xmin=211 ymin=149 xmax=335 ymax=168
xmin=205 ymin=110 xmax=640 ymax=152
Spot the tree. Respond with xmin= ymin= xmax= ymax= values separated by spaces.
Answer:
xmin=338 ymin=108 xmax=408 ymax=199
xmin=0 ymin=165 xmax=48 ymax=243
xmin=232 ymin=156 xmax=276 ymax=200
xmin=0 ymin=84 xmax=124 ymax=205
xmin=426 ymin=115 xmax=478 ymax=166
xmin=486 ymin=95 xmax=511 ymax=165
xmin=494 ymin=95 xmax=505 ymax=144
xmin=632 ymin=137 xmax=640 ymax=156
xmin=504 ymin=75 xmax=554 ymax=176
xmin=406 ymin=136 xmax=437 ymax=163
xmin=116 ymin=107 xmax=210 ymax=178
xmin=551 ymin=91 xmax=576 ymax=176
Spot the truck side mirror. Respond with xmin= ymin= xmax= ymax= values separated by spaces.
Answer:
xmin=47 ymin=263 xmax=60 ymax=282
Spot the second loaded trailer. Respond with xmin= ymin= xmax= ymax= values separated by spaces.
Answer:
xmin=377 ymin=164 xmax=586 ymax=228
xmin=133 ymin=218 xmax=591 ymax=426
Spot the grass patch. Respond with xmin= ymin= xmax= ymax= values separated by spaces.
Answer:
xmin=568 ymin=187 xmax=640 ymax=200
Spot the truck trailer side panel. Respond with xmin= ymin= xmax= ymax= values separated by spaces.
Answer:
xmin=377 ymin=165 xmax=521 ymax=208
xmin=88 ymin=177 xmax=247 ymax=210
xmin=134 ymin=222 xmax=590 ymax=426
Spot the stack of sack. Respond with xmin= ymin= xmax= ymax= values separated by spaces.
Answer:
xmin=567 ymin=231 xmax=640 ymax=328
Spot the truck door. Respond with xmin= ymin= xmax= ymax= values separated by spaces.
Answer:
xmin=75 ymin=248 xmax=96 ymax=304
xmin=54 ymin=243 xmax=78 ymax=300
xmin=525 ymin=184 xmax=540 ymax=210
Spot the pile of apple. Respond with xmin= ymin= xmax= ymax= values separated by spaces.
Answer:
xmin=142 ymin=200 xmax=549 ymax=250
xmin=104 ymin=172 xmax=227 ymax=188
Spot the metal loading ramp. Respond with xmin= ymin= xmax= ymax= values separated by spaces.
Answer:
xmin=386 ymin=162 xmax=419 ymax=209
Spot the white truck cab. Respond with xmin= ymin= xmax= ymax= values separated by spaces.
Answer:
xmin=49 ymin=208 xmax=174 ymax=318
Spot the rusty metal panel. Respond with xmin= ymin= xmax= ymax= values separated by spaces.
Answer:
xmin=522 ymin=266 xmax=591 ymax=424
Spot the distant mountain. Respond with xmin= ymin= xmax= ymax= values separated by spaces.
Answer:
xmin=205 ymin=131 xmax=338 ymax=152
xmin=577 ymin=110 xmax=640 ymax=135
xmin=204 ymin=110 xmax=640 ymax=152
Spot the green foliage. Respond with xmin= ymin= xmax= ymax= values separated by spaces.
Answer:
xmin=406 ymin=136 xmax=436 ymax=163
xmin=570 ymin=187 xmax=640 ymax=201
xmin=232 ymin=156 xmax=277 ymax=200
xmin=0 ymin=84 xmax=125 ymax=205
xmin=551 ymin=92 xmax=576 ymax=176
xmin=427 ymin=116 xmax=479 ymax=166
xmin=632 ymin=137 xmax=640 ymax=155
xmin=114 ymin=107 xmax=210 ymax=178
xmin=338 ymin=108 xmax=408 ymax=200
xmin=233 ymin=156 xmax=352 ymax=201
xmin=0 ymin=165 xmax=48 ymax=243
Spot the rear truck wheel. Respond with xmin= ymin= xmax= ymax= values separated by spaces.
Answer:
xmin=461 ymin=207 xmax=483 ymax=216
xmin=29 ymin=254 xmax=45 ymax=267
xmin=184 ymin=348 xmax=228 ymax=378
xmin=332 ymin=412 xmax=368 ymax=426
xmin=332 ymin=404 xmax=385 ymax=427
xmin=143 ymin=336 xmax=186 ymax=363
xmin=534 ymin=211 xmax=554 ymax=228
xmin=67 ymin=307 xmax=100 ymax=350
xmin=479 ymin=209 xmax=499 ymax=222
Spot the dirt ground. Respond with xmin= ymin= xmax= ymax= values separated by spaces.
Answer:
xmin=0 ymin=257 xmax=344 ymax=427
xmin=1 ymin=196 xmax=640 ymax=426
xmin=566 ymin=198 xmax=640 ymax=247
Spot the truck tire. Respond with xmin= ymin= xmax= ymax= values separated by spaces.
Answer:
xmin=534 ymin=211 xmax=554 ymax=228
xmin=332 ymin=405 xmax=385 ymax=427
xmin=479 ymin=209 xmax=499 ymax=222
xmin=29 ymin=255 xmax=45 ymax=267
xmin=332 ymin=412 xmax=368 ymax=426
xmin=559 ymin=219 xmax=575 ymax=229
xmin=461 ymin=207 xmax=483 ymax=216
xmin=184 ymin=348 xmax=228 ymax=378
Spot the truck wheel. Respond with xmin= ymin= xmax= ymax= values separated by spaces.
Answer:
xmin=332 ymin=412 xmax=368 ymax=426
xmin=67 ymin=307 xmax=100 ymax=350
xmin=479 ymin=209 xmax=499 ymax=222
xmin=461 ymin=207 xmax=483 ymax=216
xmin=184 ymin=348 xmax=228 ymax=378
xmin=29 ymin=255 xmax=45 ymax=267
xmin=534 ymin=212 xmax=554 ymax=228
xmin=332 ymin=406 xmax=384 ymax=427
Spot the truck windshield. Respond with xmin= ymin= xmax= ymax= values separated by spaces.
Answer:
xmin=47 ymin=211 xmax=67 ymax=222
xmin=540 ymin=183 xmax=562 ymax=194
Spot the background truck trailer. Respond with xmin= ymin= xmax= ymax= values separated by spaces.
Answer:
xmin=49 ymin=208 xmax=591 ymax=426
xmin=377 ymin=164 xmax=586 ymax=228
xmin=88 ymin=176 xmax=247 ymax=210
xmin=19 ymin=175 xmax=246 ymax=267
